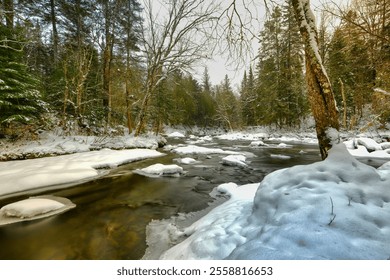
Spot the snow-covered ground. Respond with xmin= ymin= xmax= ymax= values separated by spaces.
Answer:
xmin=0 ymin=131 xmax=165 ymax=161
xmin=145 ymin=143 xmax=390 ymax=260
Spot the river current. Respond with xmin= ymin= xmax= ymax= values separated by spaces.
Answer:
xmin=0 ymin=138 xmax=330 ymax=259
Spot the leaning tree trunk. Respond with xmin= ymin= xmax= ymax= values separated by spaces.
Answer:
xmin=291 ymin=0 xmax=340 ymax=159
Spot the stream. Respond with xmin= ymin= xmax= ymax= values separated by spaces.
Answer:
xmin=1 ymin=138 xmax=382 ymax=260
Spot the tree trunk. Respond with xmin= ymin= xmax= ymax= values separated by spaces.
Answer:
xmin=134 ymin=91 xmax=151 ymax=136
xmin=103 ymin=42 xmax=112 ymax=127
xmin=125 ymin=77 xmax=134 ymax=134
xmin=50 ymin=0 xmax=59 ymax=64
xmin=102 ymin=0 xmax=114 ymax=128
xmin=339 ymin=78 xmax=347 ymax=128
xmin=291 ymin=0 xmax=339 ymax=159
xmin=4 ymin=0 xmax=14 ymax=30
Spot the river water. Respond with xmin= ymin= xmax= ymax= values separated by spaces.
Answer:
xmin=0 ymin=138 xmax=362 ymax=259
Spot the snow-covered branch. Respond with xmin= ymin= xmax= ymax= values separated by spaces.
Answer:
xmin=374 ymin=88 xmax=390 ymax=96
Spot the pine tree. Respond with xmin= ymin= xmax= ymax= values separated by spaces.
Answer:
xmin=255 ymin=1 xmax=307 ymax=128
xmin=0 ymin=24 xmax=46 ymax=132
xmin=240 ymin=67 xmax=257 ymax=126
xmin=202 ymin=67 xmax=212 ymax=94
xmin=215 ymin=75 xmax=240 ymax=131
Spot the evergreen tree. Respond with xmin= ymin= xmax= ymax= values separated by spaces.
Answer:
xmin=215 ymin=75 xmax=240 ymax=130
xmin=202 ymin=67 xmax=212 ymax=94
xmin=0 ymin=24 xmax=46 ymax=132
xmin=240 ymin=67 xmax=256 ymax=126
xmin=255 ymin=1 xmax=307 ymax=128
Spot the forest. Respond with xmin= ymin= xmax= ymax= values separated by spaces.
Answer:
xmin=0 ymin=0 xmax=389 ymax=139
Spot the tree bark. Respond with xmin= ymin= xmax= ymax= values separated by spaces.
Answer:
xmin=50 ymin=0 xmax=59 ymax=64
xmin=339 ymin=78 xmax=347 ymax=128
xmin=4 ymin=0 xmax=14 ymax=29
xmin=102 ymin=0 xmax=114 ymax=128
xmin=291 ymin=0 xmax=339 ymax=159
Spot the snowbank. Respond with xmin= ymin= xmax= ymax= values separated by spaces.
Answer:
xmin=0 ymin=149 xmax=164 ymax=197
xmin=151 ymin=144 xmax=390 ymax=260
xmin=0 ymin=132 xmax=165 ymax=160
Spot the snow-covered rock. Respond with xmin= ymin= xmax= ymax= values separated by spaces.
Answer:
xmin=380 ymin=142 xmax=390 ymax=150
xmin=1 ymin=198 xmax=64 ymax=218
xmin=222 ymin=155 xmax=247 ymax=168
xmin=167 ymin=132 xmax=186 ymax=138
xmin=134 ymin=163 xmax=183 ymax=177
xmin=174 ymin=157 xmax=198 ymax=165
xmin=277 ymin=143 xmax=290 ymax=148
xmin=0 ymin=196 xmax=76 ymax=225
xmin=249 ymin=140 xmax=268 ymax=147
xmin=357 ymin=138 xmax=383 ymax=152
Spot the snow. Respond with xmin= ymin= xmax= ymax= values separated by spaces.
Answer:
xmin=357 ymin=138 xmax=383 ymax=152
xmin=172 ymin=145 xmax=242 ymax=155
xmin=277 ymin=143 xmax=289 ymax=148
xmin=0 ymin=195 xmax=76 ymax=226
xmin=1 ymin=127 xmax=390 ymax=260
xmin=346 ymin=141 xmax=390 ymax=159
xmin=134 ymin=163 xmax=183 ymax=177
xmin=185 ymin=135 xmax=214 ymax=145
xmin=381 ymin=142 xmax=390 ymax=150
xmin=174 ymin=157 xmax=198 ymax=165
xmin=374 ymin=88 xmax=390 ymax=96
xmin=270 ymin=154 xmax=292 ymax=160
xmin=216 ymin=132 xmax=268 ymax=141
xmin=0 ymin=198 xmax=64 ymax=218
xmin=222 ymin=155 xmax=247 ymax=168
xmin=249 ymin=140 xmax=268 ymax=147
xmin=167 ymin=132 xmax=186 ymax=138
xmin=0 ymin=132 xmax=164 ymax=160
xmin=146 ymin=143 xmax=390 ymax=260
xmin=0 ymin=149 xmax=164 ymax=197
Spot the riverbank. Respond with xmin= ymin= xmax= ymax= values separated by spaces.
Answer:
xmin=0 ymin=131 xmax=167 ymax=161
xmin=1 ymin=126 xmax=389 ymax=161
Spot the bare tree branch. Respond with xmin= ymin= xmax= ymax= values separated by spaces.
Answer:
xmin=135 ymin=0 xmax=221 ymax=135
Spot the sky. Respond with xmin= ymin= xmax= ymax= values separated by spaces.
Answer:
xmin=201 ymin=0 xmax=348 ymax=90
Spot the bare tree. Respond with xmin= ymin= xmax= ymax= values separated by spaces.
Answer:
xmin=290 ymin=0 xmax=339 ymax=159
xmin=134 ymin=0 xmax=220 ymax=136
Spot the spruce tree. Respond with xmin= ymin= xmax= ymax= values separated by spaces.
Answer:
xmin=255 ymin=1 xmax=307 ymax=128
xmin=0 ymin=24 xmax=46 ymax=132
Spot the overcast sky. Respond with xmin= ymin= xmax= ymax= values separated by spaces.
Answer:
xmin=200 ymin=0 xmax=348 ymax=90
